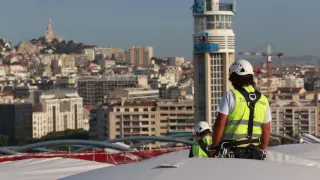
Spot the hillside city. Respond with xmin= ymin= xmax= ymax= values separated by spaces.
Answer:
xmin=0 ymin=19 xmax=319 ymax=149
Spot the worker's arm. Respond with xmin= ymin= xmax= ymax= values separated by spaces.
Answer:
xmin=212 ymin=113 xmax=228 ymax=147
xmin=260 ymin=104 xmax=272 ymax=150
xmin=260 ymin=122 xmax=270 ymax=150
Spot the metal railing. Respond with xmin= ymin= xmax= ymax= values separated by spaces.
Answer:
xmin=193 ymin=3 xmax=234 ymax=13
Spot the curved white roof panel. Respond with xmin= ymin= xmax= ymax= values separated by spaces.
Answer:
xmin=269 ymin=144 xmax=320 ymax=161
xmin=61 ymin=147 xmax=320 ymax=180
xmin=0 ymin=157 xmax=113 ymax=180
xmin=1 ymin=144 xmax=320 ymax=180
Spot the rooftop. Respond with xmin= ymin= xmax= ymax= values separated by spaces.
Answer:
xmin=111 ymin=101 xmax=157 ymax=107
xmin=63 ymin=144 xmax=320 ymax=180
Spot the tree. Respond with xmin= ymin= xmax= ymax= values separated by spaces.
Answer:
xmin=0 ymin=135 xmax=9 ymax=147
xmin=39 ymin=129 xmax=89 ymax=141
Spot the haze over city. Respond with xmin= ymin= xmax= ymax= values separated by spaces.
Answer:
xmin=0 ymin=0 xmax=320 ymax=179
xmin=1 ymin=0 xmax=319 ymax=58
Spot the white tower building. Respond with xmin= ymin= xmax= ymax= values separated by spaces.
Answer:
xmin=192 ymin=0 xmax=236 ymax=126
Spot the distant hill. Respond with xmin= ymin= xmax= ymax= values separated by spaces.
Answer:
xmin=238 ymin=55 xmax=320 ymax=67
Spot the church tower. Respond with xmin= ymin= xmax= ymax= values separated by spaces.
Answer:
xmin=45 ymin=18 xmax=55 ymax=43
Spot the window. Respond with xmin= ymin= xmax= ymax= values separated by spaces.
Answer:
xmin=141 ymin=121 xmax=149 ymax=125
xmin=194 ymin=16 xmax=206 ymax=32
xmin=206 ymin=15 xmax=232 ymax=30
xmin=134 ymin=108 xmax=139 ymax=112
xmin=125 ymin=108 xmax=129 ymax=112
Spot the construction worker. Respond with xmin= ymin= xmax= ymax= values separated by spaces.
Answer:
xmin=211 ymin=59 xmax=271 ymax=160
xmin=189 ymin=121 xmax=212 ymax=158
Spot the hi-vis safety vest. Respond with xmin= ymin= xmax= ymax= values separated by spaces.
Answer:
xmin=222 ymin=85 xmax=269 ymax=144
xmin=191 ymin=136 xmax=212 ymax=158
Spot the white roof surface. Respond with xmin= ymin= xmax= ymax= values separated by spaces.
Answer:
xmin=269 ymin=144 xmax=320 ymax=161
xmin=1 ymin=144 xmax=320 ymax=180
xmin=61 ymin=144 xmax=320 ymax=180
xmin=0 ymin=157 xmax=113 ymax=180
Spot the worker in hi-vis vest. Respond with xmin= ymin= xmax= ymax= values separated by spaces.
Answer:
xmin=189 ymin=121 xmax=212 ymax=158
xmin=211 ymin=59 xmax=271 ymax=160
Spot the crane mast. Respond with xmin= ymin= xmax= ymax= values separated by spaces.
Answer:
xmin=238 ymin=44 xmax=283 ymax=99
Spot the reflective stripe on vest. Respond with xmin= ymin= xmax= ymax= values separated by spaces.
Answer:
xmin=223 ymin=85 xmax=268 ymax=141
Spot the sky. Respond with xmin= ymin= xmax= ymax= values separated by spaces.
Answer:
xmin=0 ymin=0 xmax=319 ymax=59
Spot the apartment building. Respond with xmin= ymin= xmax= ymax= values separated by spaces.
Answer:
xmin=32 ymin=111 xmax=48 ymax=138
xmin=167 ymin=56 xmax=185 ymax=66
xmin=256 ymin=77 xmax=284 ymax=98
xmin=39 ymin=89 xmax=84 ymax=133
xmin=159 ymin=86 xmax=188 ymax=99
xmin=270 ymin=87 xmax=318 ymax=136
xmin=124 ymin=46 xmax=153 ymax=65
xmin=107 ymin=88 xmax=159 ymax=101
xmin=270 ymin=101 xmax=318 ymax=136
xmin=56 ymin=75 xmax=77 ymax=88
xmin=304 ymin=71 xmax=320 ymax=91
xmin=84 ymin=48 xmax=95 ymax=61
xmin=89 ymin=99 xmax=194 ymax=149
xmin=77 ymin=75 xmax=148 ymax=105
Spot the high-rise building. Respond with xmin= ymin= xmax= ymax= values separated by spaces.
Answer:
xmin=0 ymin=103 xmax=33 ymax=140
xmin=124 ymin=46 xmax=154 ymax=65
xmin=192 ymin=0 xmax=236 ymax=126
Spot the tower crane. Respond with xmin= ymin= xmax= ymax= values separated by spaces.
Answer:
xmin=238 ymin=44 xmax=284 ymax=99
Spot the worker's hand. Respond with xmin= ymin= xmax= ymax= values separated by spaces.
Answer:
xmin=258 ymin=148 xmax=267 ymax=160
xmin=208 ymin=145 xmax=219 ymax=158
xmin=209 ymin=150 xmax=217 ymax=158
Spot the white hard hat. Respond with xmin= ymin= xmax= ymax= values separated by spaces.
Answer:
xmin=195 ymin=121 xmax=211 ymax=134
xmin=229 ymin=59 xmax=254 ymax=76
xmin=299 ymin=138 xmax=304 ymax=144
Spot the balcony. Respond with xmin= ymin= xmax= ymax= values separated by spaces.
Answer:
xmin=193 ymin=2 xmax=234 ymax=14
xmin=217 ymin=3 xmax=234 ymax=11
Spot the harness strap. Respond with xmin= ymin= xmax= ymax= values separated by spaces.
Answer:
xmin=198 ymin=139 xmax=210 ymax=157
xmin=235 ymin=87 xmax=261 ymax=140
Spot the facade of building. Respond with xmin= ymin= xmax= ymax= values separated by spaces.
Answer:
xmin=270 ymin=88 xmax=319 ymax=136
xmin=84 ymin=49 xmax=95 ymax=61
xmin=89 ymin=106 xmax=109 ymax=140
xmin=32 ymin=111 xmax=48 ymax=138
xmin=167 ymin=56 xmax=185 ymax=66
xmin=124 ymin=46 xmax=154 ymax=65
xmin=107 ymin=88 xmax=159 ymax=100
xmin=0 ymin=103 xmax=33 ymax=140
xmin=78 ymin=75 xmax=148 ymax=105
xmin=89 ymin=100 xmax=194 ymax=149
xmin=39 ymin=90 xmax=84 ymax=133
xmin=304 ymin=73 xmax=320 ymax=91
xmin=192 ymin=0 xmax=236 ymax=126
xmin=270 ymin=101 xmax=318 ymax=136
